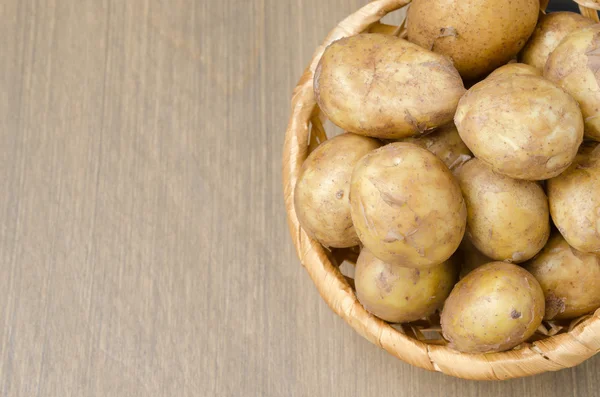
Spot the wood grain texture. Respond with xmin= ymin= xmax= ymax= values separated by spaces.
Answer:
xmin=0 ymin=0 xmax=598 ymax=396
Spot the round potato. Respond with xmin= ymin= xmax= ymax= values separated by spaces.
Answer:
xmin=521 ymin=12 xmax=594 ymax=72
xmin=547 ymin=142 xmax=600 ymax=253
xmin=355 ymin=248 xmax=457 ymax=323
xmin=406 ymin=0 xmax=539 ymax=80
xmin=525 ymin=233 xmax=600 ymax=320
xmin=545 ymin=24 xmax=600 ymax=141
xmin=295 ymin=133 xmax=381 ymax=248
xmin=455 ymin=74 xmax=584 ymax=180
xmin=398 ymin=123 xmax=472 ymax=173
xmin=314 ymin=34 xmax=465 ymax=139
xmin=456 ymin=158 xmax=550 ymax=262
xmin=350 ymin=142 xmax=466 ymax=269
xmin=441 ymin=262 xmax=545 ymax=353
xmin=486 ymin=63 xmax=541 ymax=79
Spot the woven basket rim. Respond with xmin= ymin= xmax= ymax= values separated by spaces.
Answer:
xmin=282 ymin=0 xmax=600 ymax=380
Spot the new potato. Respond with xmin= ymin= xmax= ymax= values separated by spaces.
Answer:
xmin=350 ymin=143 xmax=466 ymax=269
xmin=406 ymin=0 xmax=539 ymax=80
xmin=355 ymin=248 xmax=457 ymax=323
xmin=547 ymin=143 xmax=600 ymax=253
xmin=545 ymin=24 xmax=600 ymax=141
xmin=314 ymin=34 xmax=465 ymax=139
xmin=455 ymin=74 xmax=584 ymax=180
xmin=521 ymin=12 xmax=594 ymax=72
xmin=398 ymin=123 xmax=472 ymax=173
xmin=441 ymin=262 xmax=545 ymax=353
xmin=456 ymin=159 xmax=550 ymax=262
xmin=525 ymin=233 xmax=600 ymax=320
xmin=295 ymin=133 xmax=381 ymax=248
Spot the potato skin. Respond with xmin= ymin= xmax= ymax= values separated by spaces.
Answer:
xmin=521 ymin=12 xmax=594 ymax=72
xmin=456 ymin=159 xmax=550 ymax=262
xmin=486 ymin=63 xmax=541 ymax=80
xmin=525 ymin=233 xmax=600 ymax=320
xmin=547 ymin=143 xmax=600 ymax=253
xmin=455 ymin=74 xmax=584 ymax=180
xmin=350 ymin=142 xmax=466 ymax=269
xmin=398 ymin=123 xmax=472 ymax=173
xmin=294 ymin=133 xmax=381 ymax=248
xmin=314 ymin=34 xmax=465 ymax=139
xmin=545 ymin=25 xmax=600 ymax=141
xmin=406 ymin=0 xmax=539 ymax=80
xmin=441 ymin=262 xmax=545 ymax=353
xmin=355 ymin=248 xmax=457 ymax=323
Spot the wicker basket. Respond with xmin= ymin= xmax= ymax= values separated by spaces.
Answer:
xmin=283 ymin=0 xmax=600 ymax=380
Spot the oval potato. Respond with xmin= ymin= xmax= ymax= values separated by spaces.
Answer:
xmin=441 ymin=262 xmax=545 ymax=353
xmin=525 ymin=233 xmax=600 ymax=320
xmin=545 ymin=24 xmax=600 ymax=141
xmin=547 ymin=143 xmax=600 ymax=253
xmin=521 ymin=12 xmax=594 ymax=72
xmin=355 ymin=248 xmax=457 ymax=323
xmin=406 ymin=0 xmax=539 ymax=80
xmin=295 ymin=133 xmax=381 ymax=248
xmin=456 ymin=158 xmax=550 ymax=262
xmin=314 ymin=34 xmax=465 ymax=139
xmin=350 ymin=142 xmax=466 ymax=269
xmin=455 ymin=74 xmax=584 ymax=180
xmin=398 ymin=123 xmax=472 ymax=173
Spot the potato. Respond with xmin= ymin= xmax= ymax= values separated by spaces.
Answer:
xmin=545 ymin=24 xmax=600 ymax=141
xmin=441 ymin=262 xmax=545 ymax=353
xmin=455 ymin=74 xmax=584 ymax=180
xmin=314 ymin=34 xmax=465 ymax=139
xmin=350 ymin=142 xmax=466 ymax=269
xmin=294 ymin=133 xmax=381 ymax=248
xmin=525 ymin=233 xmax=600 ymax=320
xmin=355 ymin=248 xmax=457 ymax=323
xmin=486 ymin=63 xmax=541 ymax=80
xmin=521 ymin=12 xmax=594 ymax=72
xmin=406 ymin=0 xmax=539 ymax=80
xmin=455 ymin=158 xmax=550 ymax=262
xmin=398 ymin=123 xmax=472 ymax=173
xmin=547 ymin=142 xmax=600 ymax=253
xmin=456 ymin=237 xmax=493 ymax=279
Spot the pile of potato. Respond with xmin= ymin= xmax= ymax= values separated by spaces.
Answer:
xmin=295 ymin=1 xmax=600 ymax=354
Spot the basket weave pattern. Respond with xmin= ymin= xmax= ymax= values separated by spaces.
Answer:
xmin=283 ymin=0 xmax=600 ymax=380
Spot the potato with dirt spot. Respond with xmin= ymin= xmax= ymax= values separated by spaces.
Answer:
xmin=398 ymin=123 xmax=472 ymax=173
xmin=456 ymin=158 xmax=550 ymax=263
xmin=547 ymin=142 xmax=600 ymax=253
xmin=294 ymin=133 xmax=381 ymax=248
xmin=441 ymin=262 xmax=545 ymax=353
xmin=355 ymin=248 xmax=457 ymax=323
xmin=486 ymin=63 xmax=541 ymax=80
xmin=350 ymin=142 xmax=467 ymax=269
xmin=521 ymin=12 xmax=594 ymax=72
xmin=545 ymin=24 xmax=600 ymax=141
xmin=314 ymin=34 xmax=465 ymax=139
xmin=406 ymin=0 xmax=539 ymax=80
xmin=455 ymin=73 xmax=584 ymax=180
xmin=525 ymin=233 xmax=600 ymax=320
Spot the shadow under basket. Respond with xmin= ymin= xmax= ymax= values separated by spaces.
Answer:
xmin=282 ymin=0 xmax=600 ymax=380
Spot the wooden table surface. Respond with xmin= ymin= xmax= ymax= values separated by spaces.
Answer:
xmin=1 ymin=1 xmax=599 ymax=396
